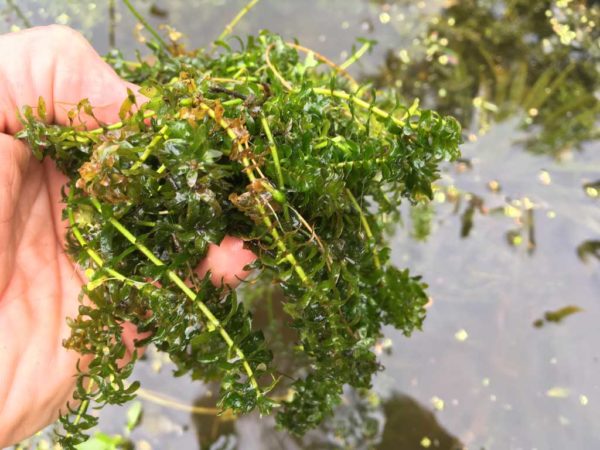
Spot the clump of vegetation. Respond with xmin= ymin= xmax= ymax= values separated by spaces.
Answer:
xmin=375 ymin=0 xmax=599 ymax=157
xmin=18 ymin=1 xmax=461 ymax=446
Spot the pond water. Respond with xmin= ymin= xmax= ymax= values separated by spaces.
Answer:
xmin=2 ymin=1 xmax=599 ymax=449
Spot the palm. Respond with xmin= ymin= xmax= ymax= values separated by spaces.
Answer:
xmin=0 ymin=138 xmax=83 ymax=443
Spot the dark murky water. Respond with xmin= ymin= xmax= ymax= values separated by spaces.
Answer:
xmin=2 ymin=1 xmax=599 ymax=449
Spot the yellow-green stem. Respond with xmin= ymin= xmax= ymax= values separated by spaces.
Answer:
xmin=311 ymin=87 xmax=405 ymax=128
xmin=339 ymin=41 xmax=372 ymax=70
xmin=87 ymin=109 xmax=156 ymax=135
xmin=260 ymin=114 xmax=285 ymax=190
xmin=129 ymin=125 xmax=168 ymax=171
xmin=213 ymin=0 xmax=262 ymax=48
xmin=345 ymin=188 xmax=381 ymax=269
xmin=87 ymin=198 xmax=260 ymax=391
xmin=198 ymin=102 xmax=310 ymax=286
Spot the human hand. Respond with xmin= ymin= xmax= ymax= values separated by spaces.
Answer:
xmin=0 ymin=26 xmax=255 ymax=446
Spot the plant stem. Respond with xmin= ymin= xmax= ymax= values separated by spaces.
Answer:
xmin=260 ymin=114 xmax=284 ymax=190
xmin=285 ymin=42 xmax=358 ymax=89
xmin=136 ymin=387 xmax=235 ymax=417
xmin=311 ymin=87 xmax=406 ymax=128
xmin=103 ymin=56 xmax=143 ymax=68
xmin=339 ymin=40 xmax=373 ymax=71
xmin=265 ymin=44 xmax=293 ymax=90
xmin=122 ymin=0 xmax=170 ymax=51
xmin=214 ymin=0 xmax=262 ymax=47
xmin=129 ymin=125 xmax=168 ymax=171
xmin=199 ymin=102 xmax=311 ymax=287
xmin=86 ymin=109 xmax=156 ymax=136
xmin=345 ymin=188 xmax=381 ymax=269
xmin=108 ymin=0 xmax=117 ymax=48
xmin=259 ymin=114 xmax=290 ymax=220
xmin=87 ymin=198 xmax=261 ymax=391
xmin=6 ymin=0 xmax=32 ymax=28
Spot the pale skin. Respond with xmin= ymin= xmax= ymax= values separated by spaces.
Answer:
xmin=0 ymin=26 xmax=256 ymax=446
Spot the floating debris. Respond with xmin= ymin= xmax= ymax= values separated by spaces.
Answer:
xmin=583 ymin=180 xmax=600 ymax=198
xmin=547 ymin=387 xmax=570 ymax=398
xmin=577 ymin=240 xmax=600 ymax=263
xmin=454 ymin=329 xmax=469 ymax=342
xmin=538 ymin=170 xmax=552 ymax=185
xmin=431 ymin=396 xmax=445 ymax=411
xmin=534 ymin=305 xmax=583 ymax=327
xmin=379 ymin=12 xmax=391 ymax=24
xmin=487 ymin=179 xmax=502 ymax=192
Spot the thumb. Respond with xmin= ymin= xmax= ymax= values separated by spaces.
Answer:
xmin=0 ymin=25 xmax=144 ymax=134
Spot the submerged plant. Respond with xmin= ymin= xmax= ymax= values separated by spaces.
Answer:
xmin=17 ymin=2 xmax=461 ymax=446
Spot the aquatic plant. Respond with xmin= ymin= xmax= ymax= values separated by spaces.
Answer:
xmin=374 ymin=0 xmax=599 ymax=157
xmin=17 ymin=1 xmax=461 ymax=445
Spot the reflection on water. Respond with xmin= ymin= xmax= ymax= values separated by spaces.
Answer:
xmin=3 ymin=0 xmax=599 ymax=449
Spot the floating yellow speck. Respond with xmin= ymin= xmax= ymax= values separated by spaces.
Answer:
xmin=56 ymin=13 xmax=70 ymax=25
xmin=468 ymin=133 xmax=478 ymax=142
xmin=454 ymin=329 xmax=469 ymax=342
xmin=438 ymin=55 xmax=449 ymax=65
xmin=579 ymin=395 xmax=589 ymax=406
xmin=529 ymin=108 xmax=539 ymax=117
xmin=511 ymin=234 xmax=523 ymax=246
xmin=341 ymin=21 xmax=350 ymax=29
xmin=10 ymin=25 xmax=21 ymax=32
xmin=448 ymin=17 xmax=456 ymax=26
xmin=420 ymin=437 xmax=432 ymax=448
xmin=482 ymin=377 xmax=491 ymax=387
xmin=438 ymin=88 xmax=447 ymax=98
xmin=547 ymin=387 xmax=570 ymax=398
xmin=585 ymin=187 xmax=598 ymax=198
xmin=538 ymin=170 xmax=552 ymax=185
xmin=487 ymin=180 xmax=501 ymax=192
xmin=431 ymin=396 xmax=445 ymax=411
xmin=547 ymin=211 xmax=557 ymax=219
xmin=379 ymin=12 xmax=391 ymax=24
xmin=504 ymin=205 xmax=521 ymax=218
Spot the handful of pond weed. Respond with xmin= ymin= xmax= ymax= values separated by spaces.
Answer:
xmin=18 ymin=30 xmax=460 ymax=444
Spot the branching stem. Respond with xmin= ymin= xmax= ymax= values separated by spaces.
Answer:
xmin=339 ymin=41 xmax=373 ymax=70
xmin=311 ymin=88 xmax=406 ymax=127
xmin=285 ymin=42 xmax=358 ymax=89
xmin=198 ymin=102 xmax=311 ymax=287
xmin=212 ymin=0 xmax=262 ymax=51
xmin=87 ymin=197 xmax=262 ymax=392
